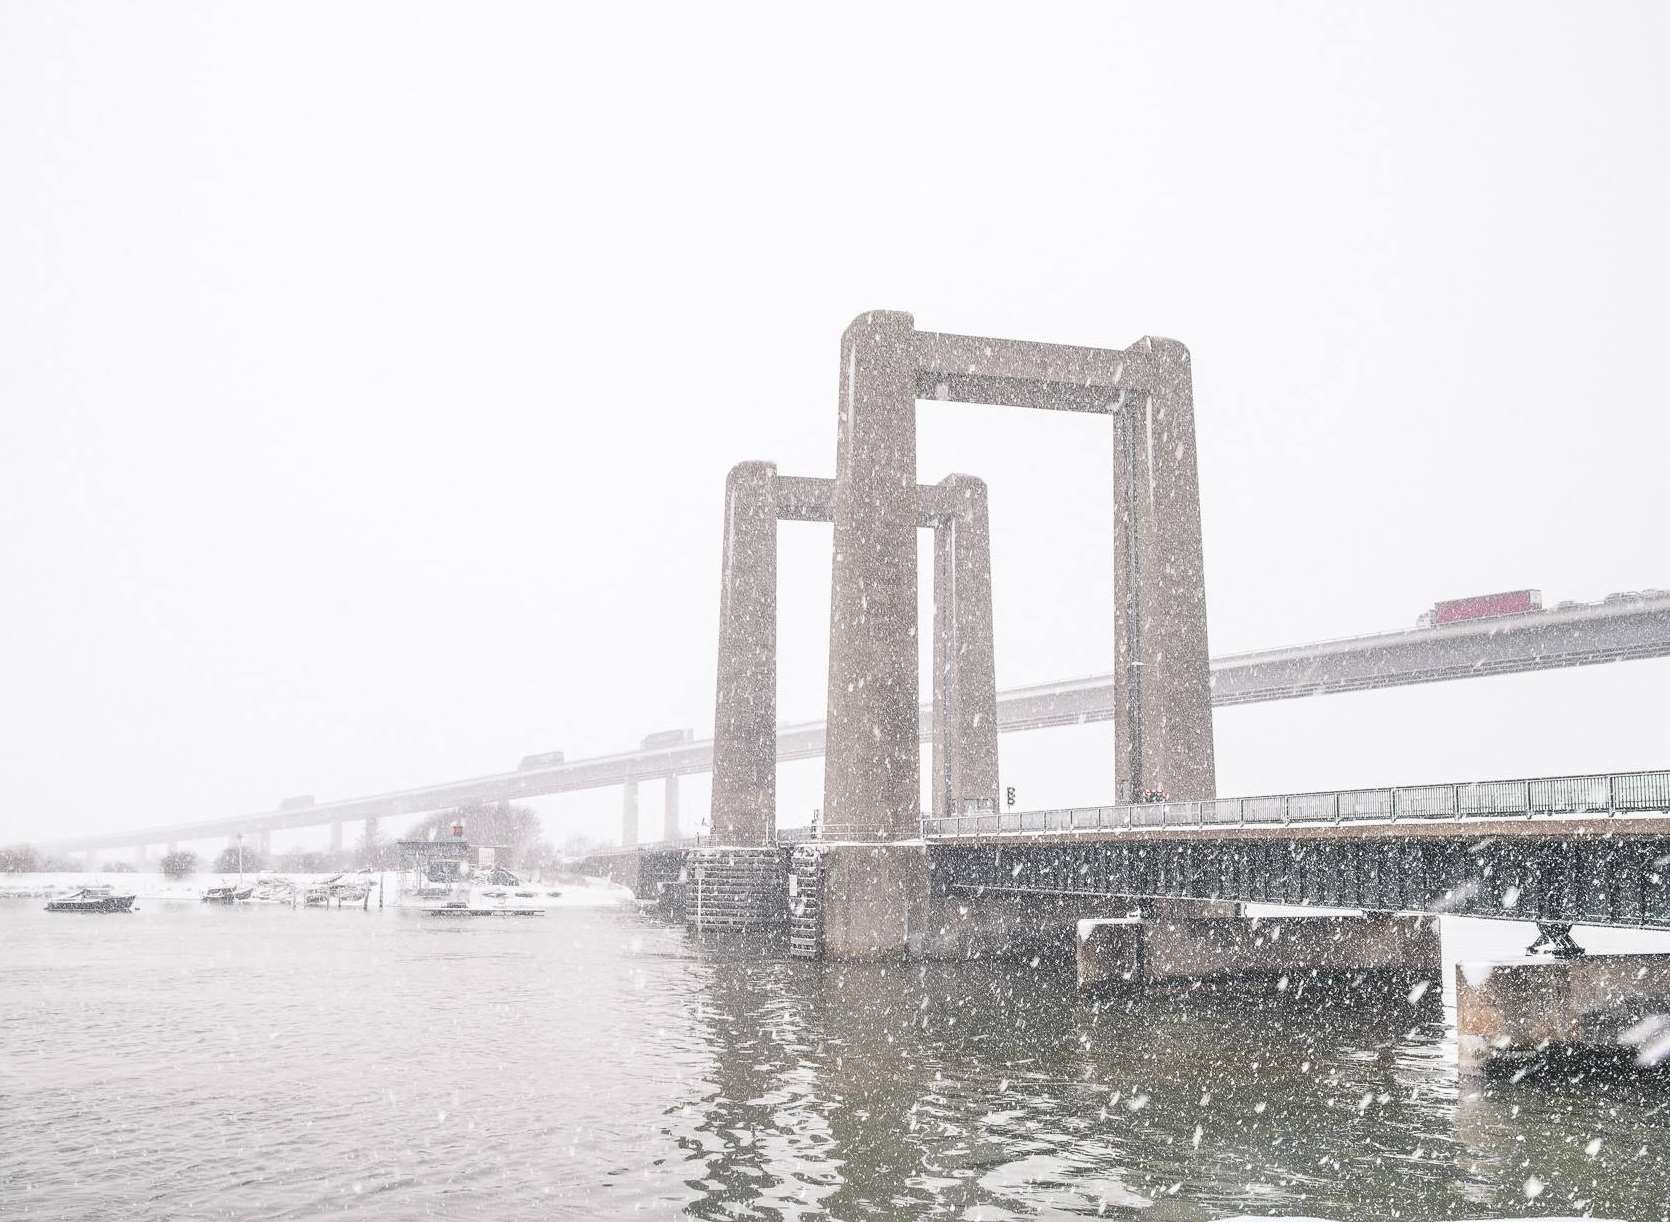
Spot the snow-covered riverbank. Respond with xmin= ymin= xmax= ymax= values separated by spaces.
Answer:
xmin=0 ymin=870 xmax=636 ymax=908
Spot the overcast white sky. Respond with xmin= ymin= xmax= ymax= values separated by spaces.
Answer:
xmin=2 ymin=1 xmax=1667 ymax=849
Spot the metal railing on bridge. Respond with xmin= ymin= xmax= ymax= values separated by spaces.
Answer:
xmin=919 ymin=768 xmax=1670 ymax=838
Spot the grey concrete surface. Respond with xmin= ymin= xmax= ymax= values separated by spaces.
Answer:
xmin=709 ymin=461 xmax=778 ymax=844
xmin=1455 ymin=952 xmax=1670 ymax=1073
xmin=621 ymin=777 xmax=639 ymax=847
xmin=818 ymin=842 xmax=930 ymax=961
xmin=1077 ymin=913 xmax=1439 ymax=989
xmin=931 ymin=474 xmax=1000 ymax=819
xmin=825 ymin=312 xmax=1216 ymax=837
xmin=824 ymin=311 xmax=923 ymax=838
xmin=710 ymin=457 xmax=1000 ymax=843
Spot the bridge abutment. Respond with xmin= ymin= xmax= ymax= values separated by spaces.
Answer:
xmin=1456 ymin=953 xmax=1670 ymax=1075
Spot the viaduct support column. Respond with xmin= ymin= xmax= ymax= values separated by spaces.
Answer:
xmin=709 ymin=461 xmax=777 ymax=844
xmin=931 ymin=474 xmax=1000 ymax=818
xmin=663 ymin=776 xmax=680 ymax=841
xmin=621 ymin=779 xmax=639 ymax=847
xmin=825 ymin=311 xmax=919 ymax=839
xmin=362 ymin=816 xmax=379 ymax=854
xmin=1113 ymin=338 xmax=1216 ymax=803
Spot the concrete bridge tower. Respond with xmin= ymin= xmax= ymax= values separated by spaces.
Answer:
xmin=822 ymin=311 xmax=1216 ymax=834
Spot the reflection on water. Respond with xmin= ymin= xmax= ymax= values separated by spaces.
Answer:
xmin=2 ymin=900 xmax=1665 ymax=1220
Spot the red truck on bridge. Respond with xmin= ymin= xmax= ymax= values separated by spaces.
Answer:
xmin=1417 ymin=588 xmax=1542 ymax=629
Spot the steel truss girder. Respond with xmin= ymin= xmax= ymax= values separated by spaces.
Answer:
xmin=928 ymin=835 xmax=1670 ymax=929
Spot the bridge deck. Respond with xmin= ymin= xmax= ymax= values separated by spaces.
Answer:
xmin=921 ymin=768 xmax=1670 ymax=842
xmin=44 ymin=596 xmax=1670 ymax=853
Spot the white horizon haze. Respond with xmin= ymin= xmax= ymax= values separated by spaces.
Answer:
xmin=2 ymin=1 xmax=1668 ymax=850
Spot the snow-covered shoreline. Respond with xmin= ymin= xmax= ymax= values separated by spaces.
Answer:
xmin=0 ymin=870 xmax=636 ymax=909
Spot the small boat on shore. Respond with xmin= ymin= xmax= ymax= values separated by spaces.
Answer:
xmin=422 ymin=900 xmax=544 ymax=917
xmin=304 ymin=875 xmax=373 ymax=906
xmin=46 ymin=886 xmax=136 ymax=913
xmin=202 ymin=885 xmax=254 ymax=903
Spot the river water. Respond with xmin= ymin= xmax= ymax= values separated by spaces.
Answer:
xmin=3 ymin=894 xmax=1667 ymax=1221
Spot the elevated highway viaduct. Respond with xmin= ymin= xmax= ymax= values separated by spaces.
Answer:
xmin=41 ymin=591 xmax=1670 ymax=858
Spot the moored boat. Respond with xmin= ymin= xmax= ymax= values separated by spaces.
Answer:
xmin=46 ymin=886 xmax=136 ymax=913
xmin=202 ymin=885 xmax=253 ymax=903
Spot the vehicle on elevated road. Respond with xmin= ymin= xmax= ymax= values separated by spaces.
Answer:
xmin=1416 ymin=588 xmax=1542 ymax=628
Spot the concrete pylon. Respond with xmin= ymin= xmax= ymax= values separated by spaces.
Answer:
xmin=824 ymin=311 xmax=921 ymax=838
xmin=709 ymin=461 xmax=778 ymax=844
xmin=930 ymin=474 xmax=1000 ymax=817
xmin=711 ymin=460 xmax=1004 ymax=843
xmin=663 ymin=776 xmax=680 ymax=841
xmin=622 ymin=778 xmax=639 ymax=846
xmin=1112 ymin=339 xmax=1216 ymax=802
xmin=362 ymin=815 xmax=379 ymax=850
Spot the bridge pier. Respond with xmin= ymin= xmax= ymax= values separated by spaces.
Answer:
xmin=621 ymin=779 xmax=639 ymax=847
xmin=1456 ymin=952 xmax=1670 ymax=1075
xmin=824 ymin=312 xmax=920 ymax=840
xmin=814 ymin=843 xmax=928 ymax=961
xmin=1111 ymin=339 xmax=1216 ymax=803
xmin=663 ymin=776 xmax=680 ymax=841
xmin=930 ymin=474 xmax=1000 ymax=818
xmin=1076 ymin=914 xmax=1439 ymax=991
xmin=710 ymin=462 xmax=777 ymax=844
xmin=709 ymin=457 xmax=1003 ymax=843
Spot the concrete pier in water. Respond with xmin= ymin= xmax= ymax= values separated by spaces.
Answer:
xmin=1456 ymin=952 xmax=1670 ymax=1074
xmin=1077 ymin=912 xmax=1440 ymax=990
